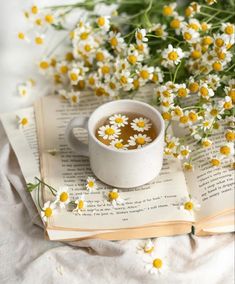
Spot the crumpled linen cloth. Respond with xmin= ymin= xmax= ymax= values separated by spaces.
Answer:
xmin=0 ymin=123 xmax=234 ymax=284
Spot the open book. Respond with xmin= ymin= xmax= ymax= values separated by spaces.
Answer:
xmin=1 ymin=93 xmax=234 ymax=241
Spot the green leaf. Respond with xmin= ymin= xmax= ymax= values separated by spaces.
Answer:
xmin=26 ymin=183 xmax=39 ymax=192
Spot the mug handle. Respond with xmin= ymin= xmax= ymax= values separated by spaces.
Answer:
xmin=65 ymin=116 xmax=89 ymax=157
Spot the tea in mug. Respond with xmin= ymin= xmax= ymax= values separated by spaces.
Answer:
xmin=95 ymin=113 xmax=157 ymax=150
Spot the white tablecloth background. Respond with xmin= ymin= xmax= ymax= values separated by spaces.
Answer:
xmin=0 ymin=1 xmax=234 ymax=283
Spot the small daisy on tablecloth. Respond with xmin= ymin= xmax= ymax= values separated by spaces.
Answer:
xmin=55 ymin=187 xmax=70 ymax=208
xmin=109 ymin=114 xmax=128 ymax=127
xmin=137 ymin=239 xmax=155 ymax=255
xmin=131 ymin=117 xmax=152 ymax=132
xmin=86 ymin=177 xmax=97 ymax=192
xmin=106 ymin=189 xmax=125 ymax=207
xmin=98 ymin=124 xmax=121 ymax=140
xmin=144 ymin=253 xmax=169 ymax=276
xmin=73 ymin=195 xmax=87 ymax=215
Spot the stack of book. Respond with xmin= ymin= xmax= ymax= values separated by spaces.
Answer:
xmin=1 ymin=93 xmax=234 ymax=241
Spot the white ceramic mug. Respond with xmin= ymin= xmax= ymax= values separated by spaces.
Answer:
xmin=65 ymin=99 xmax=165 ymax=188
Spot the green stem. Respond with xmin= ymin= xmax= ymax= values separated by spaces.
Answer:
xmin=224 ymin=63 xmax=235 ymax=73
xmin=173 ymin=60 xmax=182 ymax=83
xmin=147 ymin=34 xmax=181 ymax=43
xmin=37 ymin=183 xmax=43 ymax=211
xmin=201 ymin=4 xmax=234 ymax=15
xmin=35 ymin=177 xmax=57 ymax=196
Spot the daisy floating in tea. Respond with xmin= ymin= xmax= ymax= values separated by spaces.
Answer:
xmin=96 ymin=113 xmax=157 ymax=150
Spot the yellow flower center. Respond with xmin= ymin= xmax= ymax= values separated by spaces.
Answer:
xmin=21 ymin=118 xmax=28 ymax=126
xmin=184 ymin=32 xmax=192 ymax=41
xmin=152 ymin=73 xmax=159 ymax=82
xmin=178 ymin=88 xmax=188 ymax=97
xmin=88 ymin=77 xmax=95 ymax=85
xmin=60 ymin=65 xmax=68 ymax=74
xmin=167 ymin=142 xmax=175 ymax=149
xmin=84 ymin=44 xmax=91 ymax=52
xmin=77 ymin=80 xmax=85 ymax=90
xmin=191 ymin=50 xmax=201 ymax=59
xmin=96 ymin=87 xmax=106 ymax=96
xmin=179 ymin=116 xmax=189 ymax=124
xmin=45 ymin=14 xmax=54 ymax=24
xmin=88 ymin=181 xmax=94 ymax=188
xmin=44 ymin=207 xmax=52 ymax=217
xmin=189 ymin=82 xmax=199 ymax=93
xmin=78 ymin=200 xmax=84 ymax=209
xmin=101 ymin=65 xmax=110 ymax=75
xmin=105 ymin=128 xmax=115 ymax=135
xmin=163 ymin=6 xmax=173 ymax=16
xmin=60 ymin=192 xmax=68 ymax=202
xmin=136 ymin=137 xmax=146 ymax=145
xmin=200 ymin=86 xmax=209 ymax=97
xmin=217 ymin=51 xmax=226 ymax=60
xmin=110 ymin=37 xmax=118 ymax=47
xmin=40 ymin=61 xmax=49 ymax=69
xmin=202 ymin=36 xmax=213 ymax=46
xmin=184 ymin=201 xmax=194 ymax=211
xmin=185 ymin=7 xmax=193 ymax=17
xmin=96 ymin=52 xmax=104 ymax=61
xmin=65 ymin=52 xmax=74 ymax=61
xmin=215 ymin=38 xmax=224 ymax=47
xmin=18 ymin=32 xmax=25 ymax=40
xmin=97 ymin=17 xmax=105 ymax=26
xmin=225 ymin=131 xmax=235 ymax=142
xmin=220 ymin=146 xmax=231 ymax=156
xmin=201 ymin=22 xmax=208 ymax=32
xmin=162 ymin=112 xmax=172 ymax=120
xmin=35 ymin=37 xmax=44 ymax=45
xmin=188 ymin=112 xmax=197 ymax=122
xmin=128 ymin=55 xmax=137 ymax=64
xmin=144 ymin=246 xmax=154 ymax=254
xmin=80 ymin=32 xmax=89 ymax=40
xmin=120 ymin=76 xmax=128 ymax=84
xmin=174 ymin=108 xmax=183 ymax=116
xmin=70 ymin=72 xmax=78 ymax=81
xmin=137 ymin=121 xmax=145 ymax=128
xmin=71 ymin=96 xmax=78 ymax=104
xmin=153 ymin=258 xmax=163 ymax=269
xmin=35 ymin=18 xmax=42 ymax=25
xmin=50 ymin=58 xmax=57 ymax=67
xmin=225 ymin=25 xmax=234 ymax=35
xmin=109 ymin=82 xmax=116 ymax=89
xmin=212 ymin=62 xmax=222 ymax=71
xmin=136 ymin=32 xmax=143 ymax=41
xmin=155 ymin=28 xmax=163 ymax=36
xmin=170 ymin=19 xmax=180 ymax=29
xmin=140 ymin=70 xmax=149 ymax=80
xmin=211 ymin=158 xmax=221 ymax=167
xmin=31 ymin=5 xmax=38 ymax=14
xmin=108 ymin=191 xmax=119 ymax=201
xmin=168 ymin=51 xmax=179 ymax=61
xmin=115 ymin=117 xmax=123 ymax=124
xmin=202 ymin=140 xmax=212 ymax=147
xmin=162 ymin=91 xmax=171 ymax=97
xmin=223 ymin=101 xmax=232 ymax=109
xmin=188 ymin=23 xmax=199 ymax=31
xmin=210 ymin=109 xmax=218 ymax=116
xmin=184 ymin=163 xmax=193 ymax=171
xmin=181 ymin=149 xmax=189 ymax=156
xmin=162 ymin=101 xmax=170 ymax=107
xmin=115 ymin=142 xmax=124 ymax=149
xmin=133 ymin=79 xmax=140 ymax=89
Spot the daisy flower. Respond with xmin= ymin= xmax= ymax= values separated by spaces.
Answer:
xmin=128 ymin=134 xmax=152 ymax=148
xmin=68 ymin=68 xmax=82 ymax=85
xmin=68 ymin=90 xmax=80 ymax=105
xmin=55 ymin=187 xmax=70 ymax=208
xmin=110 ymin=139 xmax=129 ymax=150
xmin=109 ymin=114 xmax=128 ymax=127
xmin=201 ymin=138 xmax=213 ymax=148
xmin=86 ymin=176 xmax=97 ymax=192
xmin=107 ymin=189 xmax=125 ymax=207
xmin=162 ymin=44 xmax=184 ymax=68
xmin=170 ymin=16 xmax=185 ymax=35
xmin=225 ymin=130 xmax=235 ymax=142
xmin=182 ymin=27 xmax=199 ymax=43
xmin=98 ymin=124 xmax=121 ymax=140
xmin=41 ymin=201 xmax=57 ymax=222
xmin=131 ymin=117 xmax=152 ymax=132
xmin=34 ymin=33 xmax=45 ymax=45
xmin=17 ymin=84 xmax=29 ymax=97
xmin=109 ymin=31 xmax=126 ymax=52
xmin=73 ymin=195 xmax=87 ymax=215
xmin=117 ymin=70 xmax=133 ymax=91
xmin=151 ymin=24 xmax=168 ymax=40
xmin=171 ymin=106 xmax=184 ymax=120
xmin=17 ymin=31 xmax=30 ymax=42
xmin=38 ymin=58 xmax=51 ymax=75
xmin=144 ymin=254 xmax=169 ymax=275
xmin=162 ymin=3 xmax=177 ymax=17
xmin=137 ymin=239 xmax=155 ymax=255
xmin=220 ymin=96 xmax=233 ymax=110
xmin=179 ymin=145 xmax=191 ymax=159
xmin=221 ymin=23 xmax=234 ymax=37
xmin=127 ymin=47 xmax=143 ymax=65
xmin=219 ymin=143 xmax=234 ymax=157
xmin=137 ymin=65 xmax=154 ymax=85
xmin=97 ymin=16 xmax=110 ymax=31
xmin=210 ymin=156 xmax=222 ymax=167
xmin=135 ymin=28 xmax=148 ymax=43
xmin=17 ymin=115 xmax=29 ymax=128
xmin=165 ymin=135 xmax=180 ymax=151
xmin=206 ymin=104 xmax=224 ymax=119
xmin=183 ymin=162 xmax=194 ymax=171
xmin=152 ymin=67 xmax=164 ymax=83
xmin=179 ymin=196 xmax=201 ymax=213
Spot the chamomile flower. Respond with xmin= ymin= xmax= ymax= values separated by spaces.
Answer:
xmin=87 ymin=73 xmax=99 ymax=88
xmin=179 ymin=113 xmax=189 ymax=127
xmin=179 ymin=145 xmax=191 ymax=159
xmin=182 ymin=26 xmax=199 ymax=43
xmin=110 ymin=139 xmax=129 ymax=150
xmin=162 ymin=3 xmax=177 ymax=17
xmin=55 ymin=187 xmax=70 ymax=208
xmin=188 ymin=77 xmax=200 ymax=93
xmin=219 ymin=143 xmax=234 ymax=157
xmin=34 ymin=33 xmax=45 ymax=45
xmin=206 ymin=104 xmax=224 ymax=119
xmin=57 ymin=61 xmax=69 ymax=75
xmin=210 ymin=156 xmax=222 ymax=167
xmin=165 ymin=135 xmax=180 ymax=151
xmin=86 ymin=176 xmax=97 ymax=192
xmin=109 ymin=114 xmax=128 ymax=127
xmin=171 ymin=106 xmax=183 ymax=120
xmin=137 ymin=239 xmax=155 ymax=255
xmin=127 ymin=47 xmax=143 ymax=65
xmin=225 ymin=130 xmax=235 ymax=142
xmin=17 ymin=32 xmax=30 ymax=42
xmin=109 ymin=31 xmax=125 ymax=52
xmin=144 ymin=254 xmax=169 ymax=275
xmin=17 ymin=115 xmax=29 ymax=128
xmin=117 ymin=70 xmax=133 ymax=91
xmin=17 ymin=84 xmax=29 ymax=97
xmin=176 ymin=83 xmax=189 ymax=98
xmin=152 ymin=67 xmax=164 ymax=83
xmin=179 ymin=196 xmax=201 ymax=213
xmin=68 ymin=90 xmax=80 ymax=105
xmin=107 ymin=189 xmax=125 ymax=207
xmin=219 ymin=96 xmax=233 ymax=110
xmin=68 ymin=68 xmax=82 ymax=85
xmin=183 ymin=162 xmax=194 ymax=171
xmin=198 ymin=83 xmax=214 ymax=99
xmin=151 ymin=24 xmax=168 ymax=40
xmin=162 ymin=44 xmax=184 ymax=68
xmin=201 ymin=137 xmax=213 ymax=148
xmin=131 ymin=117 xmax=152 ymax=132
xmin=135 ymin=28 xmax=148 ymax=43
xmin=97 ymin=16 xmax=110 ymax=31
xmin=41 ymin=201 xmax=57 ymax=222
xmin=221 ymin=23 xmax=234 ymax=37
xmin=137 ymin=65 xmax=154 ymax=85
xmin=98 ymin=124 xmax=121 ymax=140
xmin=73 ymin=195 xmax=87 ymax=215
xmin=201 ymin=119 xmax=213 ymax=131
xmin=170 ymin=16 xmax=185 ymax=35
xmin=128 ymin=134 xmax=152 ymax=148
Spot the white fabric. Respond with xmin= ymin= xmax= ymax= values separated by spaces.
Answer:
xmin=0 ymin=123 xmax=234 ymax=284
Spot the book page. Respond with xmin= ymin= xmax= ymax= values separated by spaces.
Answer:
xmin=35 ymin=95 xmax=194 ymax=230
xmin=183 ymin=130 xmax=234 ymax=221
xmin=0 ymin=107 xmax=41 ymax=211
